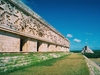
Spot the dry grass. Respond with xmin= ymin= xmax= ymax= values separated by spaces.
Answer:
xmin=90 ymin=58 xmax=100 ymax=63
xmin=4 ymin=53 xmax=89 ymax=75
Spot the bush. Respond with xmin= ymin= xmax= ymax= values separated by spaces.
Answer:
xmin=83 ymin=52 xmax=100 ymax=58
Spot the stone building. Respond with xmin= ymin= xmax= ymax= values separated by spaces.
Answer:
xmin=82 ymin=46 xmax=94 ymax=54
xmin=0 ymin=0 xmax=70 ymax=52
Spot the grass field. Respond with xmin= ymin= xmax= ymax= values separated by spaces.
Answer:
xmin=90 ymin=58 xmax=100 ymax=64
xmin=3 ymin=53 xmax=90 ymax=75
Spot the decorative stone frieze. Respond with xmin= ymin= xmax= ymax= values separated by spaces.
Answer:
xmin=0 ymin=0 xmax=70 ymax=52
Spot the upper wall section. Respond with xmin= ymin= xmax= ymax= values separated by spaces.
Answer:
xmin=0 ymin=0 xmax=69 ymax=47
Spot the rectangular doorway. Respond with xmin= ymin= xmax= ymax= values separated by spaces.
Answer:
xmin=37 ymin=41 xmax=42 ymax=52
xmin=20 ymin=38 xmax=26 ymax=52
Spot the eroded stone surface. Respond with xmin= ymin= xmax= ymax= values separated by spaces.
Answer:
xmin=0 ymin=31 xmax=20 ymax=52
xmin=0 ymin=0 xmax=70 ymax=52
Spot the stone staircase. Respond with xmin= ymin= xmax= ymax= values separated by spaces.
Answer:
xmin=0 ymin=52 xmax=68 ymax=73
xmin=0 ymin=56 xmax=31 ymax=73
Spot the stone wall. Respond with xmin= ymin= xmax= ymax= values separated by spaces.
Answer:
xmin=0 ymin=0 xmax=70 ymax=52
xmin=0 ymin=31 xmax=20 ymax=52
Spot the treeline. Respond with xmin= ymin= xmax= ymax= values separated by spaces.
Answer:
xmin=71 ymin=50 xmax=81 ymax=53
xmin=83 ymin=50 xmax=100 ymax=58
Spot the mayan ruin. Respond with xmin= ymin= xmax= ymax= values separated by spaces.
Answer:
xmin=0 ymin=0 xmax=100 ymax=75
xmin=0 ymin=0 xmax=70 ymax=52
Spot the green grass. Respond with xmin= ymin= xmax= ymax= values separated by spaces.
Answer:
xmin=3 ymin=53 xmax=89 ymax=75
xmin=0 ymin=52 xmax=66 ymax=57
xmin=0 ymin=52 xmax=68 ymax=74
xmin=94 ymin=66 xmax=100 ymax=75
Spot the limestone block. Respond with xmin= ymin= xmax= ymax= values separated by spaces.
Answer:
xmin=67 ymin=48 xmax=70 ymax=52
xmin=27 ymin=39 xmax=37 ymax=52
xmin=61 ymin=47 xmax=65 ymax=52
xmin=38 ymin=42 xmax=48 ymax=52
xmin=0 ymin=0 xmax=70 ymax=53
xmin=48 ymin=44 xmax=56 ymax=52
xmin=56 ymin=46 xmax=62 ymax=52
xmin=0 ymin=31 xmax=20 ymax=52
xmin=21 ymin=38 xmax=37 ymax=52
xmin=65 ymin=48 xmax=70 ymax=52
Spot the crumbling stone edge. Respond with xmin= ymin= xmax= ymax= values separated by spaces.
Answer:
xmin=84 ymin=55 xmax=100 ymax=75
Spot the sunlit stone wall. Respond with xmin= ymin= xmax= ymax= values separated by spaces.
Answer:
xmin=0 ymin=0 xmax=70 ymax=52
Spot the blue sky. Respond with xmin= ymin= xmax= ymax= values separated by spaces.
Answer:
xmin=21 ymin=0 xmax=100 ymax=50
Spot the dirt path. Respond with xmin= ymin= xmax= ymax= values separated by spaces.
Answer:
xmin=7 ymin=53 xmax=89 ymax=75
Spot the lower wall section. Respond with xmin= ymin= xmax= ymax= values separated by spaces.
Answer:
xmin=21 ymin=38 xmax=37 ymax=52
xmin=66 ymin=48 xmax=70 ymax=52
xmin=28 ymin=39 xmax=37 ymax=52
xmin=0 ymin=31 xmax=20 ymax=52
xmin=56 ymin=46 xmax=62 ymax=52
xmin=48 ymin=44 xmax=56 ymax=52
xmin=0 ymin=30 xmax=69 ymax=52
xmin=37 ymin=42 xmax=48 ymax=52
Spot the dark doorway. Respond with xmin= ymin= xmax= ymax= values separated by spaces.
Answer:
xmin=20 ymin=38 xmax=26 ymax=52
xmin=56 ymin=45 xmax=57 ymax=48
xmin=48 ymin=43 xmax=50 ymax=48
xmin=37 ymin=41 xmax=42 ymax=52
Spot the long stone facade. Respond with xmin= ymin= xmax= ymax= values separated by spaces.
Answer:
xmin=0 ymin=0 xmax=70 ymax=52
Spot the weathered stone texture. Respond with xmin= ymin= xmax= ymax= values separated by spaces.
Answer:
xmin=38 ymin=42 xmax=48 ymax=52
xmin=0 ymin=0 xmax=70 ymax=52
xmin=21 ymin=39 xmax=37 ymax=52
xmin=66 ymin=48 xmax=70 ymax=52
xmin=82 ymin=46 xmax=94 ymax=54
xmin=56 ymin=46 xmax=62 ymax=52
xmin=48 ymin=44 xmax=56 ymax=52
xmin=0 ymin=31 xmax=20 ymax=52
xmin=27 ymin=39 xmax=37 ymax=52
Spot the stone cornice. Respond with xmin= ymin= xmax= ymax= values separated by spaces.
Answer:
xmin=0 ymin=26 xmax=69 ymax=48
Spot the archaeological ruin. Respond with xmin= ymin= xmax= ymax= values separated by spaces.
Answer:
xmin=0 ymin=0 xmax=70 ymax=52
xmin=82 ymin=46 xmax=94 ymax=54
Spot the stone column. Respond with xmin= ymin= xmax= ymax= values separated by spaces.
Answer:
xmin=66 ymin=47 xmax=70 ymax=52
xmin=27 ymin=39 xmax=37 ymax=52
xmin=63 ymin=47 xmax=69 ymax=52
xmin=61 ymin=47 xmax=65 ymax=52
xmin=64 ymin=47 xmax=67 ymax=52
xmin=21 ymin=38 xmax=37 ymax=52
xmin=56 ymin=46 xmax=62 ymax=52
xmin=37 ymin=42 xmax=48 ymax=52
xmin=48 ymin=44 xmax=56 ymax=52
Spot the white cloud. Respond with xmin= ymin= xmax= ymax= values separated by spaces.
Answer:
xmin=67 ymin=34 xmax=73 ymax=38
xmin=73 ymin=38 xmax=81 ymax=43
